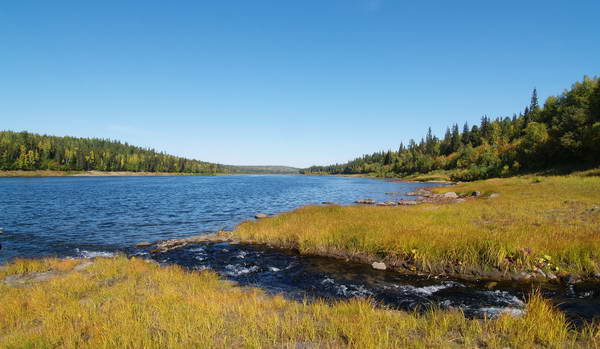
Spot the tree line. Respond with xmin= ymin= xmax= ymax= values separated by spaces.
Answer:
xmin=0 ymin=131 xmax=226 ymax=174
xmin=302 ymin=76 xmax=600 ymax=180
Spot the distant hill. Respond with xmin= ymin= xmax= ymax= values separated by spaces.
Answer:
xmin=0 ymin=131 xmax=300 ymax=175
xmin=225 ymin=165 xmax=300 ymax=174
xmin=0 ymin=131 xmax=225 ymax=174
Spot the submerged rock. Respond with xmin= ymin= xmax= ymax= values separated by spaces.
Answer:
xmin=371 ymin=262 xmax=387 ymax=270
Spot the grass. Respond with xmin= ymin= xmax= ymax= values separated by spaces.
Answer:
xmin=1 ymin=256 xmax=599 ymax=348
xmin=235 ymin=174 xmax=600 ymax=278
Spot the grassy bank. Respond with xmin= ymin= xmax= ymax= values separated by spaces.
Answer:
xmin=235 ymin=174 xmax=600 ymax=280
xmin=1 ymin=256 xmax=598 ymax=348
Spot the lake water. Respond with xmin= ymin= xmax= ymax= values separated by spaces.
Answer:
xmin=0 ymin=175 xmax=430 ymax=263
xmin=1 ymin=175 xmax=598 ymax=321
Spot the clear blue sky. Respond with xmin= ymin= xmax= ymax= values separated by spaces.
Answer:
xmin=1 ymin=1 xmax=598 ymax=167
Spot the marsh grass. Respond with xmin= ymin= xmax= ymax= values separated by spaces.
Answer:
xmin=235 ymin=175 xmax=600 ymax=277
xmin=1 ymin=256 xmax=598 ymax=348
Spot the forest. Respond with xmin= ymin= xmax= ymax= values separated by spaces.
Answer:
xmin=0 ymin=131 xmax=226 ymax=174
xmin=303 ymin=76 xmax=600 ymax=180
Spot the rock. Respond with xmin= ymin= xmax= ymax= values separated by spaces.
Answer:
xmin=376 ymin=201 xmax=396 ymax=206
xmin=355 ymin=199 xmax=375 ymax=205
xmin=322 ymin=201 xmax=336 ymax=205
xmin=564 ymin=274 xmax=581 ymax=284
xmin=454 ymin=198 xmax=466 ymax=203
xmin=472 ymin=191 xmax=481 ymax=197
xmin=406 ymin=189 xmax=433 ymax=197
xmin=255 ymin=213 xmax=268 ymax=219
xmin=372 ymin=262 xmax=387 ymax=270
xmin=398 ymin=200 xmax=419 ymax=206
xmin=512 ymin=272 xmax=533 ymax=282
xmin=135 ymin=241 xmax=152 ymax=247
xmin=74 ymin=261 xmax=93 ymax=272
xmin=546 ymin=272 xmax=557 ymax=280
xmin=3 ymin=271 xmax=57 ymax=286
xmin=489 ymin=193 xmax=501 ymax=199
xmin=443 ymin=192 xmax=458 ymax=199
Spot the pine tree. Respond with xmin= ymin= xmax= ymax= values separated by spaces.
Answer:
xmin=462 ymin=122 xmax=471 ymax=145
xmin=530 ymin=88 xmax=539 ymax=112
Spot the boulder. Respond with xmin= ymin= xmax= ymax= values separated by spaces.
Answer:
xmin=255 ymin=213 xmax=268 ymax=219
xmin=471 ymin=191 xmax=481 ymax=197
xmin=489 ymin=193 xmax=501 ymax=199
xmin=322 ymin=201 xmax=337 ymax=205
xmin=135 ymin=241 xmax=152 ymax=247
xmin=443 ymin=192 xmax=458 ymax=199
xmin=398 ymin=200 xmax=419 ymax=206
xmin=372 ymin=262 xmax=387 ymax=270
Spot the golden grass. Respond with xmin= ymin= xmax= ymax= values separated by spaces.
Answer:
xmin=1 ymin=256 xmax=598 ymax=348
xmin=235 ymin=175 xmax=600 ymax=276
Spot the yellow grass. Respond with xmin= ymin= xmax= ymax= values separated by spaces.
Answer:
xmin=235 ymin=175 xmax=600 ymax=276
xmin=1 ymin=256 xmax=598 ymax=348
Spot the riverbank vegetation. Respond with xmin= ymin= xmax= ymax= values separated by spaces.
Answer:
xmin=1 ymin=256 xmax=598 ymax=348
xmin=303 ymin=76 xmax=600 ymax=181
xmin=235 ymin=173 xmax=600 ymax=280
xmin=0 ymin=131 xmax=226 ymax=174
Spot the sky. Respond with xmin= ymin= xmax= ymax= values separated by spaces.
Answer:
xmin=1 ymin=1 xmax=598 ymax=168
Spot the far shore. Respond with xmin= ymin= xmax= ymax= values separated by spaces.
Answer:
xmin=0 ymin=170 xmax=219 ymax=177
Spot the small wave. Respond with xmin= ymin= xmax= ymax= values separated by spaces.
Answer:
xmin=236 ymin=251 xmax=248 ymax=259
xmin=224 ymin=264 xmax=260 ymax=277
xmin=76 ymin=249 xmax=116 ymax=259
xmin=394 ymin=281 xmax=464 ymax=296
xmin=480 ymin=290 xmax=525 ymax=307
xmin=268 ymin=267 xmax=281 ymax=272
xmin=320 ymin=278 xmax=373 ymax=297
xmin=477 ymin=307 xmax=525 ymax=318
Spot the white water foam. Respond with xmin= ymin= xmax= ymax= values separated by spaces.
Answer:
xmin=268 ymin=267 xmax=281 ymax=272
xmin=481 ymin=290 xmax=525 ymax=307
xmin=477 ymin=307 xmax=525 ymax=318
xmin=76 ymin=249 xmax=116 ymax=259
xmin=392 ymin=281 xmax=464 ymax=296
xmin=224 ymin=264 xmax=260 ymax=277
xmin=321 ymin=278 xmax=374 ymax=297
xmin=188 ymin=247 xmax=206 ymax=253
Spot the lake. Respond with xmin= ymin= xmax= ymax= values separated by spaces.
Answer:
xmin=0 ymin=175 xmax=430 ymax=263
